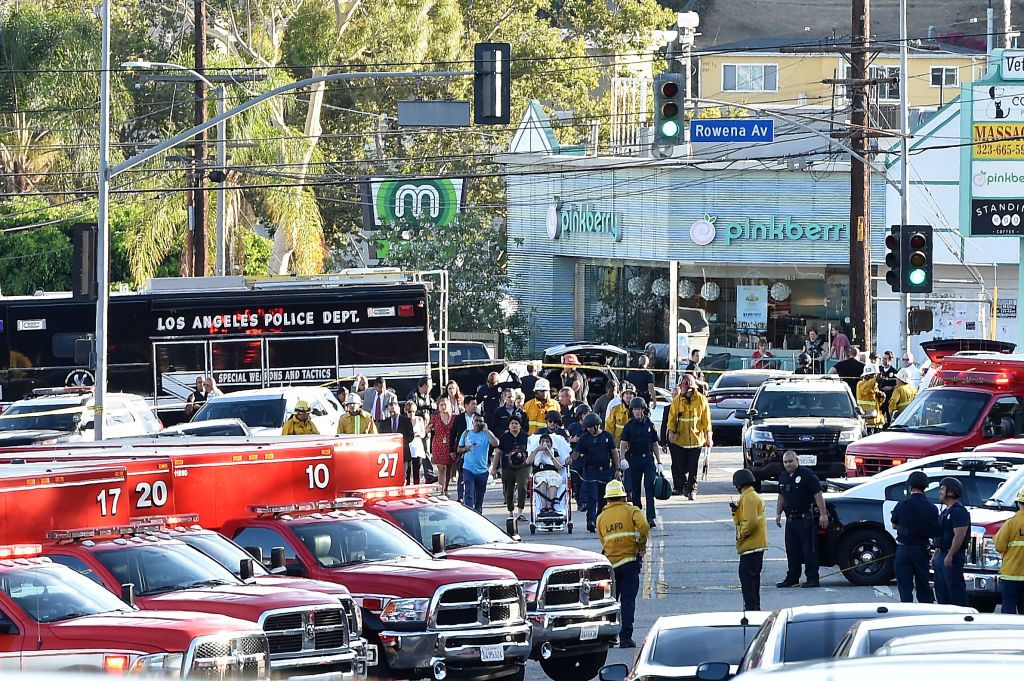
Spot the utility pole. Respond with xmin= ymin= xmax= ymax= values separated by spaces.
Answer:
xmin=849 ymin=0 xmax=873 ymax=352
xmin=898 ymin=0 xmax=910 ymax=353
xmin=193 ymin=0 xmax=208 ymax=277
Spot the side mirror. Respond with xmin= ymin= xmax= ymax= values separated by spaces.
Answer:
xmin=983 ymin=423 xmax=997 ymax=438
xmin=505 ymin=517 xmax=521 ymax=540
xmin=79 ymin=420 xmax=95 ymax=431
xmin=312 ymin=408 xmax=326 ymax=417
xmin=270 ymin=547 xmax=287 ymax=574
xmin=431 ymin=532 xmax=447 ymax=556
xmin=599 ymin=663 xmax=629 ymax=681
xmin=696 ymin=662 xmax=731 ymax=681
xmin=120 ymin=583 xmax=136 ymax=608
xmin=244 ymin=546 xmax=264 ymax=564
xmin=239 ymin=558 xmax=255 ymax=583
xmin=744 ymin=409 xmax=758 ymax=420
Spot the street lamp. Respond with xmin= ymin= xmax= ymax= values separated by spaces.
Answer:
xmin=122 ymin=61 xmax=229 ymax=278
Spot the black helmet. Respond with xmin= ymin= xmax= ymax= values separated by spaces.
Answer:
xmin=732 ymin=469 xmax=756 ymax=490
xmin=798 ymin=352 xmax=811 ymax=366
xmin=907 ymin=471 xmax=929 ymax=491
xmin=629 ymin=396 xmax=648 ymax=410
xmin=573 ymin=403 xmax=592 ymax=419
xmin=939 ymin=476 xmax=963 ymax=499
xmin=582 ymin=413 xmax=603 ymax=429
xmin=544 ymin=410 xmax=562 ymax=425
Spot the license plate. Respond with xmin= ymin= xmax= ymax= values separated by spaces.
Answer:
xmin=580 ymin=624 xmax=599 ymax=641
xmin=798 ymin=454 xmax=817 ymax=466
xmin=480 ymin=644 xmax=505 ymax=662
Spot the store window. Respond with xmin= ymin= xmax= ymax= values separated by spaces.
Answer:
xmin=581 ymin=264 xmax=670 ymax=349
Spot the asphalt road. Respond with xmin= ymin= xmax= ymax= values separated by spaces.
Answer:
xmin=478 ymin=446 xmax=891 ymax=681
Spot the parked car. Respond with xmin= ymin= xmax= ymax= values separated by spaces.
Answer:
xmin=819 ymin=457 xmax=1013 ymax=586
xmin=191 ymin=386 xmax=342 ymax=435
xmin=733 ymin=603 xmax=975 ymax=674
xmin=155 ymin=417 xmax=252 ymax=437
xmin=742 ymin=375 xmax=865 ymax=486
xmin=542 ymin=343 xmax=627 ymax=403
xmin=698 ymin=654 xmax=1024 ymax=681
xmin=873 ymin=629 xmax=1024 ymax=656
xmin=0 ymin=387 xmax=161 ymax=443
xmin=832 ymin=613 xmax=1024 ymax=658
xmin=708 ymin=370 xmax=789 ymax=444
xmin=598 ymin=611 xmax=768 ymax=681
xmin=827 ymin=451 xmax=1024 ymax=492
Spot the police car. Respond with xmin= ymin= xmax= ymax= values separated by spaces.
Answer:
xmin=818 ymin=457 xmax=1015 ymax=586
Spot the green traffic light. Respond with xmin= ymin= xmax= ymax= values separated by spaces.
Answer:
xmin=908 ymin=268 xmax=927 ymax=286
xmin=661 ymin=120 xmax=680 ymax=137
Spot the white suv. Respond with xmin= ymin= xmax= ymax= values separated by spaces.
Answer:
xmin=191 ymin=386 xmax=342 ymax=435
xmin=0 ymin=388 xmax=162 ymax=442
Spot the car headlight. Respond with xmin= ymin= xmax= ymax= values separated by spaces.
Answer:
xmin=751 ymin=430 xmax=774 ymax=443
xmin=129 ymin=652 xmax=184 ymax=675
xmin=982 ymin=537 xmax=1003 ymax=570
xmin=520 ymin=580 xmax=539 ymax=607
xmin=838 ymin=429 xmax=860 ymax=444
xmin=379 ymin=598 xmax=430 ymax=623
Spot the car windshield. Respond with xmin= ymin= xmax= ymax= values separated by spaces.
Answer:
xmin=292 ymin=516 xmax=431 ymax=567
xmin=651 ymin=625 xmax=760 ymax=666
xmin=889 ymin=389 xmax=990 ymax=436
xmin=2 ymin=565 xmax=131 ymax=622
xmin=867 ymin=623 xmax=1024 ymax=654
xmin=782 ymin=618 xmax=862 ymax=662
xmin=163 ymin=423 xmax=248 ymax=437
xmin=752 ymin=390 xmax=854 ymax=418
xmin=386 ymin=503 xmax=514 ymax=549
xmin=985 ymin=468 xmax=1024 ymax=508
xmin=193 ymin=397 xmax=286 ymax=428
xmin=715 ymin=373 xmax=773 ymax=390
xmin=94 ymin=543 xmax=242 ymax=596
xmin=0 ymin=403 xmax=82 ymax=432
xmin=175 ymin=533 xmax=271 ymax=577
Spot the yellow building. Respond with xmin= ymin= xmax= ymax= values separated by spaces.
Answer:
xmin=698 ymin=38 xmax=986 ymax=111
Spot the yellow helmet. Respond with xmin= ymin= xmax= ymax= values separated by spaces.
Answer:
xmin=604 ymin=480 xmax=627 ymax=499
xmin=1016 ymin=488 xmax=1024 ymax=505
xmin=294 ymin=401 xmax=311 ymax=413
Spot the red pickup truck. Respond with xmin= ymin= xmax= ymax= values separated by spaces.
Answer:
xmin=844 ymin=353 xmax=1024 ymax=476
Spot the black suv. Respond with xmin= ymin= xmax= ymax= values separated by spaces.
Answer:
xmin=742 ymin=375 xmax=866 ymax=486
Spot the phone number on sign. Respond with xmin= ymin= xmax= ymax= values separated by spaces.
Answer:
xmin=974 ymin=141 xmax=1024 ymax=159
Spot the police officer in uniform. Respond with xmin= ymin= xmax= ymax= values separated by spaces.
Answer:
xmin=574 ymin=413 xmax=620 ymax=533
xmin=619 ymin=396 xmax=664 ymax=527
xmin=933 ymin=476 xmax=971 ymax=606
xmin=596 ymin=479 xmax=649 ymax=649
xmin=775 ymin=450 xmax=829 ymax=587
xmin=890 ymin=470 xmax=939 ymax=603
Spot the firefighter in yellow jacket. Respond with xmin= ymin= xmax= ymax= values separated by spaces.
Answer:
xmin=596 ymin=479 xmax=648 ymax=649
xmin=887 ymin=368 xmax=918 ymax=422
xmin=523 ymin=378 xmax=559 ymax=435
xmin=731 ymin=469 xmax=768 ymax=611
xmin=994 ymin=488 xmax=1024 ymax=614
xmin=666 ymin=374 xmax=713 ymax=499
xmin=604 ymin=383 xmax=637 ymax=443
xmin=856 ymin=364 xmax=886 ymax=431
xmin=282 ymin=401 xmax=319 ymax=436
xmin=338 ymin=393 xmax=378 ymax=435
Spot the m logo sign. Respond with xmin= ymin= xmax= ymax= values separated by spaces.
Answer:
xmin=370 ymin=178 xmax=464 ymax=227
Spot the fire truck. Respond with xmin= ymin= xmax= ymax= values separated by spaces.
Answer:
xmin=351 ymin=486 xmax=620 ymax=681
xmin=844 ymin=354 xmax=1024 ymax=476
xmin=0 ymin=461 xmax=367 ymax=681
xmin=3 ymin=436 xmax=533 ymax=681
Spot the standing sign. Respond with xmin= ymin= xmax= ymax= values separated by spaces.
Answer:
xmin=736 ymin=285 xmax=768 ymax=335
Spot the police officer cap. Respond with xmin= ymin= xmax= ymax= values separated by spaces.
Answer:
xmin=939 ymin=476 xmax=963 ymax=498
xmin=573 ymin=403 xmax=591 ymax=419
xmin=732 ymin=468 xmax=756 ymax=490
xmin=582 ymin=413 xmax=603 ymax=429
xmin=906 ymin=470 xmax=929 ymax=491
xmin=909 ymin=466 xmax=933 ymax=489
xmin=629 ymin=396 xmax=648 ymax=410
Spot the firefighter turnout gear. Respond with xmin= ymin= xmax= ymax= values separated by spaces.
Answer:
xmin=524 ymin=397 xmax=560 ymax=435
xmin=856 ymin=376 xmax=886 ymax=428
xmin=666 ymin=391 xmax=711 ymax=447
xmin=733 ymin=486 xmax=768 ymax=555
xmin=994 ymin=505 xmax=1024 ymax=583
xmin=889 ymin=382 xmax=918 ymax=417
xmin=282 ymin=415 xmax=319 ymax=436
xmin=338 ymin=410 xmax=378 ymax=435
xmin=597 ymin=492 xmax=649 ymax=648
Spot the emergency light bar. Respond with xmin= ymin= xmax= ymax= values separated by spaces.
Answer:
xmin=0 ymin=544 xmax=43 ymax=559
xmin=935 ymin=369 xmax=1013 ymax=386
xmin=352 ymin=485 xmax=442 ymax=502
xmin=29 ymin=386 xmax=93 ymax=397
xmin=131 ymin=514 xmax=200 ymax=528
xmin=47 ymin=526 xmax=134 ymax=540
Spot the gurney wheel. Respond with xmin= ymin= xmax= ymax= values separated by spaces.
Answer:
xmin=567 ymin=522 xmax=573 ymax=534
xmin=529 ymin=523 xmax=536 ymax=535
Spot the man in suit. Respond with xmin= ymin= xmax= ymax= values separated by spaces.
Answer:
xmin=380 ymin=400 xmax=418 ymax=484
xmin=363 ymin=376 xmax=395 ymax=429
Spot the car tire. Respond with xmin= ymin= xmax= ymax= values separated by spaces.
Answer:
xmin=539 ymin=649 xmax=608 ymax=681
xmin=836 ymin=527 xmax=895 ymax=586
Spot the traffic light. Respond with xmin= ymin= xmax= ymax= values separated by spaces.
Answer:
xmin=474 ymin=42 xmax=511 ymax=125
xmin=900 ymin=225 xmax=933 ymax=293
xmin=884 ymin=225 xmax=901 ymax=293
xmin=653 ymin=73 xmax=685 ymax=146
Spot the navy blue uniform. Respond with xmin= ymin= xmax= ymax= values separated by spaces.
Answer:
xmin=576 ymin=430 xmax=617 ymax=526
xmin=933 ymin=501 xmax=971 ymax=606
xmin=620 ymin=417 xmax=660 ymax=522
xmin=891 ymin=493 xmax=939 ymax=603
xmin=778 ymin=466 xmax=822 ymax=585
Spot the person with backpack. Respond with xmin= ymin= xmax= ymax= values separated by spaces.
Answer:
xmin=490 ymin=418 xmax=530 ymax=521
xmin=618 ymin=396 xmax=663 ymax=528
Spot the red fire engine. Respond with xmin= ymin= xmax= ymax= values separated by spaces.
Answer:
xmin=0 ymin=461 xmax=367 ymax=681
xmin=845 ymin=354 xmax=1024 ymax=476
xmin=0 ymin=466 xmax=271 ymax=677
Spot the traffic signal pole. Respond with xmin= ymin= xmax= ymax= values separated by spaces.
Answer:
xmin=898 ymin=0 xmax=910 ymax=353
